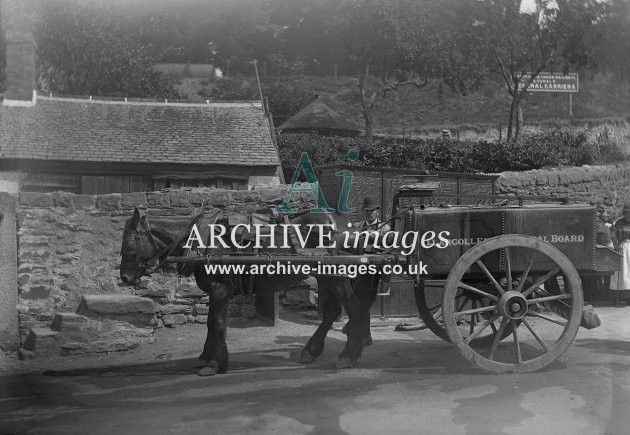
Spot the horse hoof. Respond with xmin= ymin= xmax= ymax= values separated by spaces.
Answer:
xmin=198 ymin=366 xmax=218 ymax=376
xmin=336 ymin=358 xmax=354 ymax=369
xmin=194 ymin=358 xmax=209 ymax=368
xmin=198 ymin=360 xmax=220 ymax=376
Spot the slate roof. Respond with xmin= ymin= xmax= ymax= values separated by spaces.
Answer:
xmin=0 ymin=97 xmax=279 ymax=166
xmin=278 ymin=98 xmax=360 ymax=135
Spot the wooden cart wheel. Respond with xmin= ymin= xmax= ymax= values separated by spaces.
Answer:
xmin=415 ymin=280 xmax=515 ymax=344
xmin=443 ymin=235 xmax=583 ymax=373
xmin=414 ymin=280 xmax=449 ymax=342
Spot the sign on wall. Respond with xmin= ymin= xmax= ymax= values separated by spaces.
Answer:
xmin=524 ymin=72 xmax=579 ymax=93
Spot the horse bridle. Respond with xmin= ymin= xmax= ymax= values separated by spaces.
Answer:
xmin=120 ymin=215 xmax=165 ymax=275
xmin=120 ymin=210 xmax=206 ymax=276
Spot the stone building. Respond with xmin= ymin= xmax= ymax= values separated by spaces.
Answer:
xmin=0 ymin=96 xmax=282 ymax=194
xmin=0 ymin=0 xmax=281 ymax=195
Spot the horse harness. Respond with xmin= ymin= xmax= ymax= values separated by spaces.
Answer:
xmin=121 ymin=209 xmax=207 ymax=275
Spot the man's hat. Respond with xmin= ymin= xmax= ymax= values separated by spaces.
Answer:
xmin=362 ymin=197 xmax=380 ymax=211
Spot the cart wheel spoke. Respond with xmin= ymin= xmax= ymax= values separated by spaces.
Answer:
xmin=525 ymin=309 xmax=567 ymax=327
xmin=469 ymin=300 xmax=477 ymax=335
xmin=458 ymin=283 xmax=499 ymax=301
xmin=489 ymin=318 xmax=509 ymax=361
xmin=505 ymin=247 xmax=513 ymax=292
xmin=476 ymin=259 xmax=506 ymax=295
xmin=513 ymin=324 xmax=522 ymax=364
xmin=515 ymin=260 xmax=534 ymax=293
xmin=532 ymin=286 xmax=573 ymax=310
xmin=428 ymin=292 xmax=465 ymax=313
xmin=522 ymin=318 xmax=550 ymax=352
xmin=427 ymin=302 xmax=442 ymax=312
xmin=465 ymin=313 xmax=500 ymax=345
xmin=453 ymin=305 xmax=496 ymax=318
xmin=432 ymin=307 xmax=443 ymax=321
xmin=490 ymin=321 xmax=498 ymax=334
xmin=527 ymin=294 xmax=572 ymax=304
xmin=522 ymin=267 xmax=560 ymax=297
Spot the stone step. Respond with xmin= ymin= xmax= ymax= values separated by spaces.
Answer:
xmin=20 ymin=327 xmax=61 ymax=359
xmin=75 ymin=294 xmax=157 ymax=328
xmin=21 ymin=313 xmax=157 ymax=358
xmin=60 ymin=319 xmax=156 ymax=354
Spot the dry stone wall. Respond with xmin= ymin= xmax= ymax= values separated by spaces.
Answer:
xmin=11 ymin=163 xmax=630 ymax=347
xmin=15 ymin=186 xmax=295 ymax=343
xmin=497 ymin=164 xmax=630 ymax=214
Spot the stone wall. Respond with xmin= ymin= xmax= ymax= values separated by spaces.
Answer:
xmin=497 ymin=164 xmax=630 ymax=214
xmin=9 ymin=163 xmax=630 ymax=347
xmin=0 ymin=193 xmax=19 ymax=352
xmin=15 ymin=186 xmax=293 ymax=343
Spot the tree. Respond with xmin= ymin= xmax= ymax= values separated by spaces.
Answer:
xmin=0 ymin=13 xmax=5 ymax=94
xmin=593 ymin=0 xmax=630 ymax=83
xmin=329 ymin=0 xmax=483 ymax=143
xmin=35 ymin=0 xmax=180 ymax=98
xmin=463 ymin=0 xmax=608 ymax=140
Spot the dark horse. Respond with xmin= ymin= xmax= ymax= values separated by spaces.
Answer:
xmin=119 ymin=207 xmax=381 ymax=376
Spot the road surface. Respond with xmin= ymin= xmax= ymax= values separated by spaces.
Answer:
xmin=1 ymin=305 xmax=630 ymax=435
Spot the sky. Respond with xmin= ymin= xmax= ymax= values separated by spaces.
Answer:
xmin=521 ymin=0 xmax=537 ymax=13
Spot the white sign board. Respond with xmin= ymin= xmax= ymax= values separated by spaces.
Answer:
xmin=524 ymin=73 xmax=579 ymax=93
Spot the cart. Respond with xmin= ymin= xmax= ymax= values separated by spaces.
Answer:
xmin=396 ymin=183 xmax=621 ymax=373
xmin=166 ymin=184 xmax=621 ymax=374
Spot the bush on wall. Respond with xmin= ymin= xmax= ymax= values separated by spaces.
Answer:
xmin=277 ymin=129 xmax=625 ymax=174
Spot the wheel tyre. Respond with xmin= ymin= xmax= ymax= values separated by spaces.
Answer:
xmin=443 ymin=235 xmax=583 ymax=373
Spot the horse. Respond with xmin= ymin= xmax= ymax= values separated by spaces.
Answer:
xmin=119 ymin=207 xmax=383 ymax=376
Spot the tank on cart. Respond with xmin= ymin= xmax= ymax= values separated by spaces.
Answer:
xmin=393 ymin=183 xmax=621 ymax=373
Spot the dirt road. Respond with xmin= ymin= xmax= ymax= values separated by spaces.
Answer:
xmin=1 ymin=305 xmax=630 ymax=435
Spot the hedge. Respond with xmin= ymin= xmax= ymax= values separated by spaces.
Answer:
xmin=277 ymin=129 xmax=625 ymax=174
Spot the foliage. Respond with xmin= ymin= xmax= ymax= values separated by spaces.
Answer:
xmin=458 ymin=0 xmax=610 ymax=141
xmin=201 ymin=76 xmax=314 ymax=118
xmin=264 ymin=83 xmax=315 ymax=119
xmin=277 ymin=130 xmax=626 ymax=174
xmin=35 ymin=0 xmax=180 ymax=98
xmin=0 ymin=15 xmax=4 ymax=94
xmin=202 ymin=76 xmax=259 ymax=100
xmin=593 ymin=0 xmax=630 ymax=82
xmin=320 ymin=0 xmax=484 ymax=142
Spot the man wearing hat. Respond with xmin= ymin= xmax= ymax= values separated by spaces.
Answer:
xmin=355 ymin=196 xmax=391 ymax=235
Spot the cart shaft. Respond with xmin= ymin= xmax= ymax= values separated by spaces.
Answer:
xmin=166 ymin=254 xmax=402 ymax=266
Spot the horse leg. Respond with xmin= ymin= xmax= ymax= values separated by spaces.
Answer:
xmin=342 ymin=275 xmax=378 ymax=346
xmin=197 ymin=281 xmax=230 ymax=376
xmin=358 ymin=275 xmax=379 ymax=346
xmin=300 ymin=284 xmax=342 ymax=364
xmin=319 ymin=277 xmax=364 ymax=369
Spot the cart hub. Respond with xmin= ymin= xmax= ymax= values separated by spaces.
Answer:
xmin=498 ymin=291 xmax=528 ymax=320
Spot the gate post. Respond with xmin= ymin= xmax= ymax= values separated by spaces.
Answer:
xmin=0 ymin=192 xmax=19 ymax=351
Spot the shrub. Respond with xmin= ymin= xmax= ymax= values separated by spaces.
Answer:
xmin=276 ymin=129 xmax=626 ymax=175
xmin=209 ymin=76 xmax=258 ymax=100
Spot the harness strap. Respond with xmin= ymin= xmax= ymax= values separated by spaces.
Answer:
xmin=143 ymin=208 xmax=207 ymax=269
xmin=283 ymin=214 xmax=305 ymax=254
